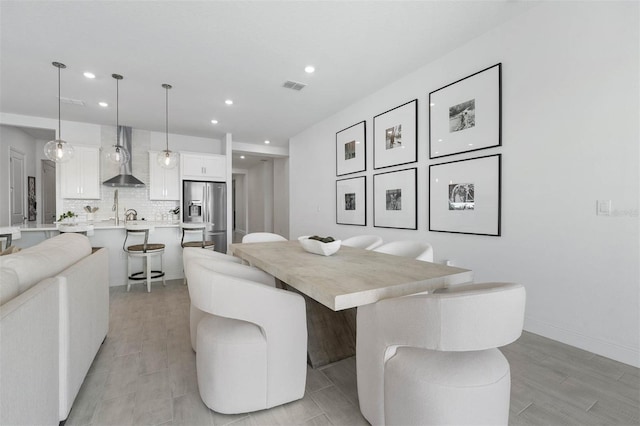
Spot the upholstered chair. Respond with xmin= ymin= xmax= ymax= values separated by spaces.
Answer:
xmin=186 ymin=258 xmax=307 ymax=414
xmin=357 ymin=282 xmax=526 ymax=426
xmin=342 ymin=235 xmax=384 ymax=250
xmin=373 ymin=240 xmax=434 ymax=262
xmin=241 ymin=232 xmax=287 ymax=243
xmin=182 ymin=247 xmax=274 ymax=352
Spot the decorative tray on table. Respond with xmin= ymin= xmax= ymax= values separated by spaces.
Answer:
xmin=298 ymin=236 xmax=341 ymax=256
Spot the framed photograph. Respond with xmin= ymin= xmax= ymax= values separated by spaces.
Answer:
xmin=373 ymin=168 xmax=417 ymax=229
xmin=336 ymin=176 xmax=366 ymax=226
xmin=28 ymin=176 xmax=36 ymax=221
xmin=429 ymin=154 xmax=501 ymax=236
xmin=336 ymin=121 xmax=366 ymax=176
xmin=373 ymin=99 xmax=418 ymax=169
xmin=429 ymin=63 xmax=501 ymax=159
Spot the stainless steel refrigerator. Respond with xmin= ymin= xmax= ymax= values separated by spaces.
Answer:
xmin=182 ymin=180 xmax=227 ymax=253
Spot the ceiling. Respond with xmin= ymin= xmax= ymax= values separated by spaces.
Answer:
xmin=0 ymin=1 xmax=535 ymax=150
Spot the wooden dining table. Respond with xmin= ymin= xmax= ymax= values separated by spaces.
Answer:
xmin=230 ymin=240 xmax=473 ymax=367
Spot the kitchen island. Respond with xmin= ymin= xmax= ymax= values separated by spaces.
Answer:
xmin=15 ymin=221 xmax=187 ymax=288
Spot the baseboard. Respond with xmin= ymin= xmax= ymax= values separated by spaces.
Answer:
xmin=524 ymin=316 xmax=640 ymax=368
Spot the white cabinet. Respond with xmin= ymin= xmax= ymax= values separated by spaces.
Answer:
xmin=181 ymin=153 xmax=226 ymax=180
xmin=149 ymin=152 xmax=180 ymax=200
xmin=60 ymin=146 xmax=100 ymax=199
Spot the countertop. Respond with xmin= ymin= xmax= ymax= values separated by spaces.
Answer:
xmin=17 ymin=220 xmax=181 ymax=232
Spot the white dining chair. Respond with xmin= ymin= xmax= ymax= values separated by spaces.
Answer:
xmin=357 ymin=282 xmax=526 ymax=426
xmin=373 ymin=240 xmax=434 ymax=262
xmin=186 ymin=258 xmax=307 ymax=414
xmin=182 ymin=247 xmax=274 ymax=352
xmin=342 ymin=235 xmax=384 ymax=250
xmin=242 ymin=232 xmax=287 ymax=243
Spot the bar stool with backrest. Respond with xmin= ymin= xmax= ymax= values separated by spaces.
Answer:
xmin=180 ymin=223 xmax=216 ymax=285
xmin=124 ymin=223 xmax=165 ymax=292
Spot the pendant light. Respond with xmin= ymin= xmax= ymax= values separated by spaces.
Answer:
xmin=157 ymin=83 xmax=178 ymax=169
xmin=105 ymin=74 xmax=130 ymax=165
xmin=44 ymin=62 xmax=74 ymax=163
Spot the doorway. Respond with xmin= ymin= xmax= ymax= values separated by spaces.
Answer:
xmin=42 ymin=159 xmax=56 ymax=224
xmin=9 ymin=148 xmax=26 ymax=225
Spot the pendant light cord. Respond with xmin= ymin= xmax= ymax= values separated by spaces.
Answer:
xmin=165 ymin=85 xmax=169 ymax=151
xmin=57 ymin=64 xmax=61 ymax=139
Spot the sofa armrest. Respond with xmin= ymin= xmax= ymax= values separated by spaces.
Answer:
xmin=0 ymin=277 xmax=60 ymax=426
xmin=57 ymin=247 xmax=109 ymax=420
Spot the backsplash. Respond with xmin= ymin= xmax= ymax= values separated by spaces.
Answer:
xmin=62 ymin=126 xmax=180 ymax=222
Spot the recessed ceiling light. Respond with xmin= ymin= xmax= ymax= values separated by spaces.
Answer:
xmin=98 ymin=101 xmax=108 ymax=107
xmin=84 ymin=72 xmax=96 ymax=79
xmin=225 ymin=99 xmax=233 ymax=105
xmin=264 ymin=140 xmax=270 ymax=144
xmin=211 ymin=119 xmax=218 ymax=124
xmin=240 ymin=155 xmax=245 ymax=159
xmin=305 ymin=65 xmax=315 ymax=73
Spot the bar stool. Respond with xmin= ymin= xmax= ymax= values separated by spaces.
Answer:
xmin=181 ymin=223 xmax=215 ymax=285
xmin=124 ymin=223 xmax=165 ymax=292
xmin=181 ymin=223 xmax=215 ymax=250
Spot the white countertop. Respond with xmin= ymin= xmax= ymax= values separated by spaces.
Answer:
xmin=17 ymin=220 xmax=181 ymax=232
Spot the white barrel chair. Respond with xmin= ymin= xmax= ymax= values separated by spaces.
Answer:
xmin=241 ymin=232 xmax=287 ymax=243
xmin=357 ymin=282 xmax=526 ymax=426
xmin=186 ymin=258 xmax=307 ymax=414
xmin=373 ymin=240 xmax=434 ymax=262
xmin=182 ymin=247 xmax=274 ymax=352
xmin=342 ymin=235 xmax=384 ymax=250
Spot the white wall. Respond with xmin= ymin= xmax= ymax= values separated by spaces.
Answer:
xmin=289 ymin=2 xmax=639 ymax=366
xmin=273 ymin=157 xmax=289 ymax=238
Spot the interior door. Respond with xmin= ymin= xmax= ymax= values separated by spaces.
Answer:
xmin=9 ymin=148 xmax=26 ymax=225
xmin=42 ymin=159 xmax=56 ymax=223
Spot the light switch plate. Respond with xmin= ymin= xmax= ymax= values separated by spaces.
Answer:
xmin=597 ymin=200 xmax=612 ymax=216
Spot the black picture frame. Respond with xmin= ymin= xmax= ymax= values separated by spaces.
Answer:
xmin=373 ymin=167 xmax=417 ymax=230
xmin=28 ymin=176 xmax=36 ymax=221
xmin=336 ymin=176 xmax=367 ymax=226
xmin=429 ymin=63 xmax=501 ymax=159
xmin=429 ymin=154 xmax=501 ymax=236
xmin=373 ymin=99 xmax=418 ymax=169
xmin=336 ymin=121 xmax=367 ymax=176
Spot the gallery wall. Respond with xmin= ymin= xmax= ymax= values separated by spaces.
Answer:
xmin=289 ymin=2 xmax=639 ymax=366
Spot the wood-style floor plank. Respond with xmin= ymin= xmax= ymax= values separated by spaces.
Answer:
xmin=65 ymin=281 xmax=639 ymax=426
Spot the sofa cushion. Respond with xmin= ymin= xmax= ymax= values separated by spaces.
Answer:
xmin=0 ymin=268 xmax=19 ymax=305
xmin=0 ymin=233 xmax=91 ymax=294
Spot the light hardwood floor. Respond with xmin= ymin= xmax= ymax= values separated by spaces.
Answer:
xmin=66 ymin=280 xmax=639 ymax=426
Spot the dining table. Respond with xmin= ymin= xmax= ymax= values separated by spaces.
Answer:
xmin=230 ymin=240 xmax=473 ymax=367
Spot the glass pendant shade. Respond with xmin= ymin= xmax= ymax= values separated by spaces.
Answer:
xmin=157 ymin=149 xmax=179 ymax=168
xmin=44 ymin=139 xmax=74 ymax=163
xmin=159 ymin=83 xmax=178 ymax=169
xmin=45 ymin=61 xmax=74 ymax=163
xmin=106 ymin=144 xmax=130 ymax=165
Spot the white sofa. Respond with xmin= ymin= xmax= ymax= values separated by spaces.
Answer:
xmin=0 ymin=233 xmax=109 ymax=425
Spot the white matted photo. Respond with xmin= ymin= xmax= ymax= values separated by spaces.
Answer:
xmin=373 ymin=100 xmax=417 ymax=169
xmin=429 ymin=63 xmax=501 ymax=159
xmin=429 ymin=154 xmax=501 ymax=236
xmin=373 ymin=167 xmax=417 ymax=229
xmin=336 ymin=176 xmax=366 ymax=226
xmin=336 ymin=121 xmax=366 ymax=176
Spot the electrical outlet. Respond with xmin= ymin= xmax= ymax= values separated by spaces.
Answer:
xmin=597 ymin=200 xmax=611 ymax=216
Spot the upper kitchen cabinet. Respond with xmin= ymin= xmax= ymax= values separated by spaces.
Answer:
xmin=60 ymin=146 xmax=101 ymax=199
xmin=149 ymin=151 xmax=180 ymax=200
xmin=181 ymin=152 xmax=226 ymax=181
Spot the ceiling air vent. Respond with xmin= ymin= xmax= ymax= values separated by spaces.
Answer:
xmin=283 ymin=80 xmax=307 ymax=91
xmin=59 ymin=96 xmax=85 ymax=106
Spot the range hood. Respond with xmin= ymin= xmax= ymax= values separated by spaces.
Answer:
xmin=103 ymin=126 xmax=145 ymax=188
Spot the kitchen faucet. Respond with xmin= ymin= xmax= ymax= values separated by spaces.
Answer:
xmin=113 ymin=189 xmax=119 ymax=225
